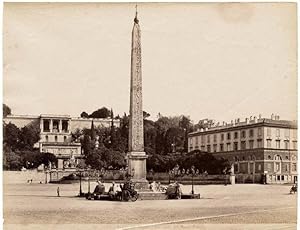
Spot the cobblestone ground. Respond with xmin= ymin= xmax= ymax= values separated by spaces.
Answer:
xmin=3 ymin=181 xmax=297 ymax=230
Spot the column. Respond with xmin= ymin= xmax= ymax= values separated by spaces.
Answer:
xmin=67 ymin=120 xmax=70 ymax=133
xmin=40 ymin=118 xmax=43 ymax=132
xmin=50 ymin=119 xmax=53 ymax=133
xmin=59 ymin=120 xmax=62 ymax=133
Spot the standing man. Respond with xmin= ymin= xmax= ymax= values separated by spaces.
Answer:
xmin=57 ymin=187 xmax=60 ymax=197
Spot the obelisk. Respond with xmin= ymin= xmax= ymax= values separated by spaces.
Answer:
xmin=127 ymin=8 xmax=148 ymax=190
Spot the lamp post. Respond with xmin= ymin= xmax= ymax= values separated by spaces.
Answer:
xmin=188 ymin=166 xmax=199 ymax=195
xmin=45 ymin=168 xmax=49 ymax=184
xmin=87 ymin=165 xmax=91 ymax=195
xmin=78 ymin=169 xmax=84 ymax=197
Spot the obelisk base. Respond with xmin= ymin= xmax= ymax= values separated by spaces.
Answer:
xmin=127 ymin=152 xmax=149 ymax=191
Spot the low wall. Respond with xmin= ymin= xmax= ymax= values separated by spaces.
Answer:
xmin=4 ymin=170 xmax=46 ymax=184
xmin=146 ymin=173 xmax=229 ymax=185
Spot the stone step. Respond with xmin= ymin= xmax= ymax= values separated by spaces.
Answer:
xmin=138 ymin=192 xmax=168 ymax=200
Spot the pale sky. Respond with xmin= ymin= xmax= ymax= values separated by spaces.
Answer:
xmin=3 ymin=3 xmax=297 ymax=124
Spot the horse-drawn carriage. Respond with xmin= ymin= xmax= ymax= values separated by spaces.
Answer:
xmin=86 ymin=181 xmax=139 ymax=202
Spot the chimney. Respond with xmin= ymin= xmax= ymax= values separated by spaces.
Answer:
xmin=245 ymin=118 xmax=249 ymax=124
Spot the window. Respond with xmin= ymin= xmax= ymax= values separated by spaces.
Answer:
xmin=227 ymin=133 xmax=231 ymax=140
xmin=241 ymin=141 xmax=246 ymax=150
xmin=292 ymin=163 xmax=297 ymax=171
xmin=213 ymin=134 xmax=217 ymax=142
xmin=276 ymin=129 xmax=280 ymax=137
xmin=190 ymin=138 xmax=193 ymax=145
xmin=242 ymin=156 xmax=245 ymax=161
xmin=64 ymin=136 xmax=67 ymax=142
xmin=45 ymin=135 xmax=49 ymax=142
xmin=281 ymin=175 xmax=284 ymax=181
xmin=267 ymin=140 xmax=272 ymax=148
xmin=267 ymin=163 xmax=272 ymax=171
xmin=55 ymin=136 xmax=58 ymax=142
xmin=275 ymin=140 xmax=280 ymax=149
xmin=249 ymin=140 xmax=254 ymax=149
xmin=293 ymin=141 xmax=297 ymax=149
xmin=286 ymin=165 xmax=289 ymax=172
xmin=257 ymin=139 xmax=262 ymax=148
xmin=201 ymin=146 xmax=205 ymax=151
xmin=284 ymin=141 xmax=289 ymax=150
xmin=221 ymin=134 xmax=224 ymax=141
xmin=258 ymin=128 xmax=262 ymax=136
xmin=284 ymin=129 xmax=290 ymax=138
xmin=268 ymin=155 xmax=271 ymax=160
xmin=207 ymin=145 xmax=211 ymax=153
xmin=234 ymin=132 xmax=238 ymax=139
xmin=275 ymin=155 xmax=281 ymax=161
xmin=201 ymin=135 xmax=205 ymax=143
xmin=276 ymin=163 xmax=279 ymax=172
xmin=195 ymin=137 xmax=198 ymax=146
xmin=258 ymin=164 xmax=261 ymax=171
xmin=62 ymin=120 xmax=68 ymax=132
xmin=226 ymin=143 xmax=231 ymax=151
xmin=207 ymin=135 xmax=210 ymax=143
xmin=249 ymin=129 xmax=254 ymax=137
xmin=43 ymin=120 xmax=50 ymax=132
xmin=213 ymin=144 xmax=217 ymax=152
xmin=292 ymin=129 xmax=297 ymax=138
xmin=53 ymin=120 xmax=59 ymax=132
xmin=241 ymin=130 xmax=246 ymax=138
xmin=267 ymin=128 xmax=271 ymax=137
xmin=285 ymin=156 xmax=289 ymax=160
xmin=220 ymin=144 xmax=224 ymax=151
xmin=234 ymin=142 xmax=238 ymax=151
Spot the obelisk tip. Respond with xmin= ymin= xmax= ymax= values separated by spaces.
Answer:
xmin=134 ymin=4 xmax=139 ymax=24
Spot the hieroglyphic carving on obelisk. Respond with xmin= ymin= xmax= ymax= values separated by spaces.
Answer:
xmin=128 ymin=11 xmax=144 ymax=153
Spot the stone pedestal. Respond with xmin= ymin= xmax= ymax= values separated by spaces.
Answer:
xmin=127 ymin=152 xmax=149 ymax=191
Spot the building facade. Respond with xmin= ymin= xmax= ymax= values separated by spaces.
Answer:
xmin=188 ymin=116 xmax=297 ymax=184
xmin=4 ymin=114 xmax=120 ymax=169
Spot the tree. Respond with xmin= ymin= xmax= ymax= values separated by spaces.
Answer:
xmin=3 ymin=104 xmax=11 ymax=118
xmin=3 ymin=150 xmax=22 ymax=170
xmin=179 ymin=116 xmax=192 ymax=153
xmin=80 ymin=111 xmax=89 ymax=118
xmin=3 ymin=123 xmax=19 ymax=151
xmin=89 ymin=107 xmax=111 ymax=118
xmin=18 ymin=125 xmax=40 ymax=151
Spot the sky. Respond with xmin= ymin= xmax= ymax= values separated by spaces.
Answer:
xmin=3 ymin=2 xmax=297 ymax=124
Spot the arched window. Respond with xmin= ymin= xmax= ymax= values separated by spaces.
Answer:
xmin=274 ymin=155 xmax=282 ymax=161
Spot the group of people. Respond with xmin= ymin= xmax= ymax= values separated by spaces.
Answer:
xmin=149 ymin=181 xmax=167 ymax=192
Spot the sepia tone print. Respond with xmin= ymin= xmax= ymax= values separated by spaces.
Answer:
xmin=3 ymin=2 xmax=297 ymax=230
